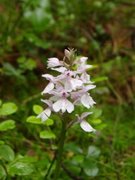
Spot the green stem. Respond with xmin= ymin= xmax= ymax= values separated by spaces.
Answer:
xmin=54 ymin=119 xmax=67 ymax=179
xmin=44 ymin=154 xmax=56 ymax=179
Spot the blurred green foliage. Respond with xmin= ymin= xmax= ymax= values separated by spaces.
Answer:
xmin=0 ymin=0 xmax=135 ymax=179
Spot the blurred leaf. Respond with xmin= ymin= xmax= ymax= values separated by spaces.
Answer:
xmin=14 ymin=155 xmax=37 ymax=163
xmin=0 ymin=120 xmax=16 ymax=131
xmin=26 ymin=59 xmax=37 ymax=70
xmin=26 ymin=116 xmax=42 ymax=124
xmin=93 ymin=76 xmax=108 ymax=82
xmin=71 ymin=155 xmax=84 ymax=165
xmin=0 ymin=145 xmax=15 ymax=162
xmin=65 ymin=143 xmax=83 ymax=154
xmin=2 ymin=63 xmax=22 ymax=78
xmin=91 ymin=108 xmax=102 ymax=119
xmin=0 ymin=165 xmax=6 ymax=179
xmin=24 ymin=33 xmax=51 ymax=48
xmin=8 ymin=162 xmax=34 ymax=176
xmin=83 ymin=159 xmax=99 ymax=177
xmin=33 ymin=105 xmax=43 ymax=115
xmin=26 ymin=115 xmax=54 ymax=127
xmin=67 ymin=163 xmax=81 ymax=174
xmin=96 ymin=123 xmax=107 ymax=130
xmin=91 ymin=119 xmax=102 ymax=125
xmin=84 ymin=166 xmax=99 ymax=177
xmin=44 ymin=119 xmax=54 ymax=126
xmin=87 ymin=146 xmax=100 ymax=158
xmin=0 ymin=102 xmax=18 ymax=116
xmin=17 ymin=57 xmax=37 ymax=71
xmin=39 ymin=130 xmax=56 ymax=139
xmin=0 ymin=141 xmax=5 ymax=145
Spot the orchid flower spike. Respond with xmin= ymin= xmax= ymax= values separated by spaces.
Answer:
xmin=38 ymin=49 xmax=96 ymax=132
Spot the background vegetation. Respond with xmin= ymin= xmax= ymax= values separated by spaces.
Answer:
xmin=0 ymin=0 xmax=135 ymax=179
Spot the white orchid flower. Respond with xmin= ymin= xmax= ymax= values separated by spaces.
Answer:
xmin=47 ymin=58 xmax=63 ymax=68
xmin=42 ymin=74 xmax=55 ymax=94
xmin=77 ymin=112 xmax=95 ymax=132
xmin=52 ymin=91 xmax=74 ymax=113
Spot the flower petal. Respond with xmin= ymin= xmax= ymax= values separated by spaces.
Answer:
xmin=47 ymin=58 xmax=62 ymax=68
xmin=42 ymin=74 xmax=54 ymax=81
xmin=81 ymin=112 xmax=93 ymax=119
xmin=42 ymin=82 xmax=54 ymax=94
xmin=37 ymin=108 xmax=51 ymax=122
xmin=65 ymin=99 xmax=74 ymax=113
xmin=53 ymin=99 xmax=63 ymax=112
xmin=80 ymin=120 xmax=95 ymax=132
xmin=65 ymin=80 xmax=72 ymax=91
xmin=85 ymin=84 xmax=96 ymax=91
xmin=81 ymin=94 xmax=96 ymax=108
xmin=71 ymin=79 xmax=83 ymax=90
xmin=51 ymin=67 xmax=67 ymax=73
xmin=41 ymin=99 xmax=52 ymax=107
xmin=44 ymin=108 xmax=51 ymax=117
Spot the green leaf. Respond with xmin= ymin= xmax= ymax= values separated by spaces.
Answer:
xmin=25 ymin=58 xmax=37 ymax=70
xmin=91 ymin=108 xmax=102 ymax=119
xmin=15 ymin=156 xmax=37 ymax=163
xmin=45 ymin=119 xmax=54 ymax=126
xmin=0 ymin=120 xmax=16 ymax=131
xmin=0 ymin=145 xmax=15 ymax=162
xmin=26 ymin=116 xmax=42 ymax=124
xmin=0 ymin=102 xmax=18 ymax=116
xmin=17 ymin=57 xmax=37 ymax=71
xmin=2 ymin=63 xmax=21 ymax=78
xmin=0 ymin=141 xmax=4 ymax=145
xmin=87 ymin=146 xmax=100 ymax=158
xmin=84 ymin=166 xmax=99 ymax=177
xmin=33 ymin=105 xmax=43 ymax=115
xmin=8 ymin=162 xmax=34 ymax=176
xmin=71 ymin=155 xmax=84 ymax=165
xmin=93 ymin=76 xmax=108 ymax=82
xmin=40 ymin=130 xmax=56 ymax=139
xmin=0 ymin=165 xmax=6 ymax=179
xmin=96 ymin=123 xmax=107 ymax=130
xmin=83 ymin=159 xmax=99 ymax=177
xmin=26 ymin=116 xmax=54 ymax=126
xmin=91 ymin=119 xmax=102 ymax=125
xmin=65 ymin=143 xmax=83 ymax=154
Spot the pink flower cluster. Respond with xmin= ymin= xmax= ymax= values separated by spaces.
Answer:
xmin=38 ymin=49 xmax=96 ymax=132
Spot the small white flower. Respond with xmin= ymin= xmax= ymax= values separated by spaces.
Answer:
xmin=58 ymin=71 xmax=83 ymax=91
xmin=52 ymin=91 xmax=74 ymax=113
xmin=76 ymin=57 xmax=93 ymax=73
xmin=53 ymin=98 xmax=74 ymax=113
xmin=77 ymin=112 xmax=95 ymax=132
xmin=81 ymin=93 xmax=96 ymax=108
xmin=42 ymin=74 xmax=56 ymax=94
xmin=47 ymin=58 xmax=63 ymax=68
xmin=71 ymin=86 xmax=96 ymax=107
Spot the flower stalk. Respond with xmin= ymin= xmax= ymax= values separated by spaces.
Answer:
xmin=38 ymin=48 xmax=97 ymax=179
xmin=54 ymin=117 xmax=67 ymax=179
